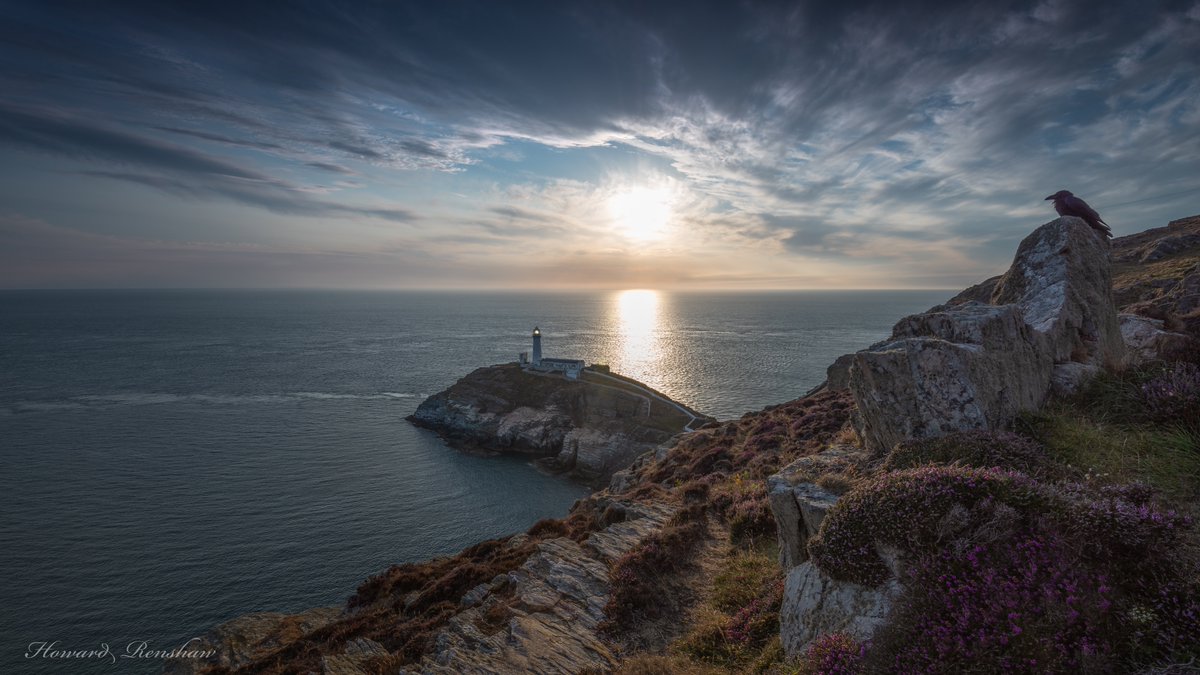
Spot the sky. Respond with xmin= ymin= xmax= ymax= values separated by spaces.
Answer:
xmin=1 ymin=0 xmax=1198 ymax=290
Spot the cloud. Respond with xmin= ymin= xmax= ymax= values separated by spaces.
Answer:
xmin=0 ymin=105 xmax=417 ymax=222
xmin=0 ymin=0 xmax=1197 ymax=287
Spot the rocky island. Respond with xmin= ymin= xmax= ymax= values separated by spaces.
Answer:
xmin=408 ymin=358 xmax=711 ymax=484
xmin=169 ymin=214 xmax=1200 ymax=675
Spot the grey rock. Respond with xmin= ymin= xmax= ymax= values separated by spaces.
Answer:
xmin=851 ymin=305 xmax=1051 ymax=453
xmin=322 ymin=638 xmax=390 ymax=675
xmin=163 ymin=606 xmax=342 ymax=675
xmin=1051 ymin=362 xmax=1102 ymax=397
xmin=779 ymin=561 xmax=900 ymax=658
xmin=846 ymin=217 xmax=1125 ymax=453
xmin=1120 ymin=313 xmax=1197 ymax=364
xmin=768 ymin=445 xmax=867 ymax=569
xmin=991 ymin=216 xmax=1124 ymax=366
xmin=406 ymin=500 xmax=676 ymax=674
xmin=460 ymin=583 xmax=491 ymax=608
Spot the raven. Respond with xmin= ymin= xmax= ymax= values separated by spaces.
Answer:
xmin=1045 ymin=190 xmax=1112 ymax=238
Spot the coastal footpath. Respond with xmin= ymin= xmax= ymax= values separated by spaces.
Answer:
xmin=168 ymin=214 xmax=1200 ymax=675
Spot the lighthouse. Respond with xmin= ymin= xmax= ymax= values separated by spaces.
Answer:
xmin=519 ymin=327 xmax=585 ymax=379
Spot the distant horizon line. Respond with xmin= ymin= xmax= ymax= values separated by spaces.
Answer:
xmin=0 ymin=286 xmax=962 ymax=293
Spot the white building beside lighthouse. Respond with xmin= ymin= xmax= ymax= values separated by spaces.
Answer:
xmin=518 ymin=326 xmax=585 ymax=379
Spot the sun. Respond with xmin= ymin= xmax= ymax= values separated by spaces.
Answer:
xmin=608 ymin=186 xmax=673 ymax=241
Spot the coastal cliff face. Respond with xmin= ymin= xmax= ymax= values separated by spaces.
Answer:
xmin=407 ymin=363 xmax=707 ymax=483
xmin=169 ymin=214 xmax=1200 ymax=675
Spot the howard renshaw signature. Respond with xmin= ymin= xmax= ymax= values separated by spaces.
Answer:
xmin=25 ymin=639 xmax=217 ymax=663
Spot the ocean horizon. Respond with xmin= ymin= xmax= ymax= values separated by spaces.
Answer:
xmin=1 ymin=288 xmax=947 ymax=673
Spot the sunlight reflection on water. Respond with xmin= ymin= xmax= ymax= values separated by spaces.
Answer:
xmin=611 ymin=289 xmax=671 ymax=387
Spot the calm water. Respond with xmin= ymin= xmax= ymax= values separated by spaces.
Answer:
xmin=0 ymin=289 xmax=945 ymax=673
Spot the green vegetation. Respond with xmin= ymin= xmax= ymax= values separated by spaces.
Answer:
xmin=882 ymin=430 xmax=1060 ymax=478
xmin=1019 ymin=365 xmax=1200 ymax=500
xmin=671 ymin=540 xmax=786 ymax=672
xmin=605 ymin=391 xmax=858 ymax=674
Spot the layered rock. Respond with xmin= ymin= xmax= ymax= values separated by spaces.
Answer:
xmin=768 ymin=445 xmax=866 ymax=569
xmin=163 ymin=607 xmax=341 ymax=675
xmin=402 ymin=500 xmax=676 ymax=674
xmin=780 ymin=561 xmax=901 ymax=657
xmin=1111 ymin=214 xmax=1200 ymax=337
xmin=768 ymin=445 xmax=897 ymax=657
xmin=409 ymin=364 xmax=707 ymax=483
xmin=845 ymin=217 xmax=1125 ymax=453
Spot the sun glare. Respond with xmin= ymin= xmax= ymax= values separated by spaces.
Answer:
xmin=615 ymin=289 xmax=662 ymax=378
xmin=608 ymin=187 xmax=673 ymax=241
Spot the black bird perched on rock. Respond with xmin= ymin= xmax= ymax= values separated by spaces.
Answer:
xmin=1045 ymin=190 xmax=1112 ymax=238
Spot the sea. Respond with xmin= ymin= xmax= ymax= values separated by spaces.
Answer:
xmin=0 ymin=289 xmax=947 ymax=673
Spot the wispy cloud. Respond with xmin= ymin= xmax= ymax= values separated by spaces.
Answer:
xmin=0 ymin=0 xmax=1197 ymax=288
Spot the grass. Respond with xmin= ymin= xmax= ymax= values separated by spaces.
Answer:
xmin=1020 ymin=409 xmax=1200 ymax=499
xmin=670 ymin=539 xmax=787 ymax=671
xmin=1016 ymin=367 xmax=1200 ymax=500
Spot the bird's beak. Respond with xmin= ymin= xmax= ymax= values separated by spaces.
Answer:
xmin=1044 ymin=195 xmax=1054 ymax=200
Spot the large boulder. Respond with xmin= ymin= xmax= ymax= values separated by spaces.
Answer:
xmin=779 ymin=560 xmax=901 ymax=657
xmin=845 ymin=217 xmax=1124 ymax=453
xmin=990 ymin=216 xmax=1124 ymax=366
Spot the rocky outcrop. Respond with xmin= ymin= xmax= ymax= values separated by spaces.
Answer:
xmin=409 ymin=364 xmax=707 ymax=483
xmin=1113 ymin=215 xmax=1200 ymax=265
xmin=163 ymin=606 xmax=341 ymax=675
xmin=780 ymin=561 xmax=900 ymax=657
xmin=402 ymin=500 xmax=676 ymax=674
xmin=1119 ymin=313 xmax=1197 ymax=364
xmin=844 ymin=217 xmax=1125 ymax=453
xmin=769 ymin=445 xmax=898 ymax=657
xmin=768 ymin=445 xmax=866 ymax=568
xmin=1112 ymin=214 xmax=1200 ymax=338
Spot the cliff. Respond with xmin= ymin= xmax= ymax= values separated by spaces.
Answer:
xmin=407 ymin=363 xmax=710 ymax=483
xmin=168 ymin=214 xmax=1200 ymax=675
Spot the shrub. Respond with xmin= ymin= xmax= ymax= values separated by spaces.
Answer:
xmin=883 ymin=430 xmax=1057 ymax=477
xmin=869 ymin=535 xmax=1118 ymax=674
xmin=603 ymin=517 xmax=708 ymax=628
xmin=1141 ymin=362 xmax=1200 ymax=432
xmin=808 ymin=466 xmax=1042 ymax=586
xmin=722 ymin=578 xmax=784 ymax=646
xmin=642 ymin=390 xmax=855 ymax=487
xmin=709 ymin=472 xmax=779 ymax=543
xmin=813 ymin=465 xmax=1199 ymax=671
xmin=799 ymin=632 xmax=866 ymax=675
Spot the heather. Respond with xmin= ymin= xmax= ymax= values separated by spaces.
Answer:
xmin=798 ymin=632 xmax=867 ymax=675
xmin=869 ymin=535 xmax=1119 ymax=673
xmin=808 ymin=460 xmax=1199 ymax=671
xmin=1141 ymin=361 xmax=1200 ymax=433
xmin=809 ymin=465 xmax=1043 ymax=586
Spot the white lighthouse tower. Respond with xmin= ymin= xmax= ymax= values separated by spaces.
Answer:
xmin=531 ymin=326 xmax=542 ymax=365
